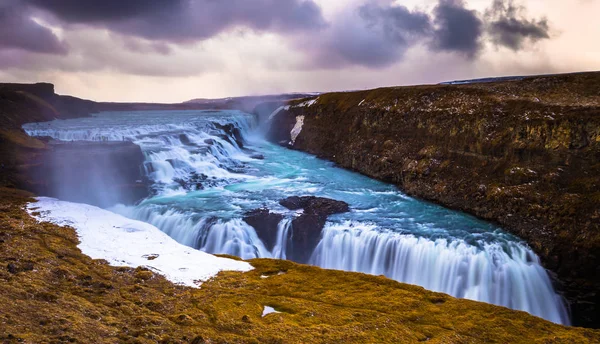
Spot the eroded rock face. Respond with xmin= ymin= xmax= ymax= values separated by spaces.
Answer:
xmin=280 ymin=196 xmax=350 ymax=263
xmin=243 ymin=197 xmax=350 ymax=263
xmin=266 ymin=72 xmax=600 ymax=328
xmin=243 ymin=209 xmax=284 ymax=251
xmin=214 ymin=123 xmax=244 ymax=148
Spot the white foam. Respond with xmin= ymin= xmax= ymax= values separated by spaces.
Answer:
xmin=27 ymin=197 xmax=253 ymax=288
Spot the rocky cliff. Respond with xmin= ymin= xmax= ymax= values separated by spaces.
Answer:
xmin=266 ymin=72 xmax=600 ymax=328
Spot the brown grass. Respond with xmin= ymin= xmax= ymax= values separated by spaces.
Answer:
xmin=0 ymin=188 xmax=598 ymax=343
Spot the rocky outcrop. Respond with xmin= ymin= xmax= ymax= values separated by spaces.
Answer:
xmin=267 ymin=72 xmax=600 ymax=328
xmin=280 ymin=196 xmax=350 ymax=263
xmin=243 ymin=197 xmax=350 ymax=263
xmin=279 ymin=196 xmax=350 ymax=216
xmin=214 ymin=123 xmax=245 ymax=148
xmin=243 ymin=209 xmax=284 ymax=251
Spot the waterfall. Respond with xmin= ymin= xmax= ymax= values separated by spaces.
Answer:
xmin=310 ymin=221 xmax=570 ymax=325
xmin=197 ymin=219 xmax=271 ymax=260
xmin=115 ymin=205 xmax=271 ymax=260
xmin=272 ymin=219 xmax=292 ymax=259
xmin=24 ymin=109 xmax=571 ymax=325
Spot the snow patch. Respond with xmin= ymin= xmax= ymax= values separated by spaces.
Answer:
xmin=27 ymin=197 xmax=253 ymax=288
xmin=262 ymin=306 xmax=280 ymax=317
xmin=358 ymin=99 xmax=366 ymax=106
xmin=290 ymin=115 xmax=305 ymax=145
xmin=293 ymin=97 xmax=318 ymax=108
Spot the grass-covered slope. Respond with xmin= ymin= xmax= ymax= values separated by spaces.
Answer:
xmin=0 ymin=189 xmax=598 ymax=343
xmin=268 ymin=72 xmax=600 ymax=327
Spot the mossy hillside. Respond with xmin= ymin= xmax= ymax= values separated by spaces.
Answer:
xmin=1 ymin=188 xmax=599 ymax=343
xmin=273 ymin=72 xmax=600 ymax=327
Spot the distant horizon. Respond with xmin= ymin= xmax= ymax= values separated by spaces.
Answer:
xmin=1 ymin=1 xmax=598 ymax=103
xmin=5 ymin=69 xmax=598 ymax=104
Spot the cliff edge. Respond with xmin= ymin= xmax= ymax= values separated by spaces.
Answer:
xmin=267 ymin=72 xmax=600 ymax=327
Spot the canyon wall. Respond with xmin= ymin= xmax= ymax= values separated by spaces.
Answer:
xmin=266 ymin=72 xmax=600 ymax=327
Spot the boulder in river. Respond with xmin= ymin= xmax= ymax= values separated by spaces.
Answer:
xmin=279 ymin=196 xmax=350 ymax=216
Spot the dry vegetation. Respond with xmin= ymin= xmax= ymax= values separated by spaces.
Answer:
xmin=0 ymin=188 xmax=598 ymax=343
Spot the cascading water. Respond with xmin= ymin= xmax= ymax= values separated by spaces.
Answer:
xmin=23 ymin=109 xmax=570 ymax=325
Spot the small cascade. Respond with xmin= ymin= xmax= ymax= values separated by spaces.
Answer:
xmin=116 ymin=205 xmax=271 ymax=260
xmin=272 ymin=219 xmax=292 ymax=259
xmin=197 ymin=219 xmax=272 ymax=259
xmin=310 ymin=221 xmax=570 ymax=325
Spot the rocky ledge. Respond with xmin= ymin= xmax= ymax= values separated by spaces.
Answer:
xmin=265 ymin=72 xmax=600 ymax=328
xmin=244 ymin=196 xmax=350 ymax=263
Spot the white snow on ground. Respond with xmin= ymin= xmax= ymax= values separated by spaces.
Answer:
xmin=27 ymin=197 xmax=253 ymax=288
xmin=293 ymin=98 xmax=318 ymax=108
xmin=262 ymin=306 xmax=280 ymax=317
xmin=290 ymin=115 xmax=305 ymax=144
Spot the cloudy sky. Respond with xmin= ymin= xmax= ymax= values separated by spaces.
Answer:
xmin=0 ymin=0 xmax=598 ymax=102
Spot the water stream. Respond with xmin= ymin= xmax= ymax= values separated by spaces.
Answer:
xmin=24 ymin=110 xmax=570 ymax=324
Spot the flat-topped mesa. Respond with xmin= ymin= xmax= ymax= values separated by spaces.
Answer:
xmin=265 ymin=71 xmax=600 ymax=328
xmin=0 ymin=82 xmax=55 ymax=99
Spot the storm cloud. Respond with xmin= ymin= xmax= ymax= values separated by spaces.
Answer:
xmin=431 ymin=0 xmax=483 ymax=58
xmin=25 ymin=0 xmax=327 ymax=43
xmin=0 ymin=0 xmax=559 ymax=85
xmin=301 ymin=3 xmax=432 ymax=68
xmin=302 ymin=0 xmax=550 ymax=69
xmin=0 ymin=1 xmax=67 ymax=55
xmin=486 ymin=0 xmax=550 ymax=50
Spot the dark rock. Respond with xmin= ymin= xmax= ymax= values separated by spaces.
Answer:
xmin=250 ymin=154 xmax=265 ymax=160
xmin=279 ymin=196 xmax=350 ymax=263
xmin=6 ymin=261 xmax=34 ymax=274
xmin=204 ymin=139 xmax=216 ymax=145
xmin=214 ymin=123 xmax=244 ymax=148
xmin=243 ymin=209 xmax=284 ymax=251
xmin=287 ymin=214 xmax=328 ymax=263
xmin=174 ymin=172 xmax=209 ymax=191
xmin=179 ymin=134 xmax=196 ymax=146
xmin=279 ymin=196 xmax=350 ymax=217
